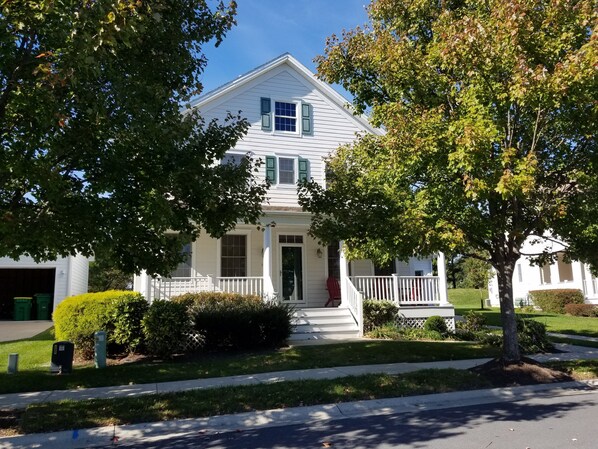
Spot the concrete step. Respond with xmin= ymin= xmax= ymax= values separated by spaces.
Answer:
xmin=290 ymin=307 xmax=360 ymax=341
xmin=294 ymin=323 xmax=358 ymax=333
xmin=292 ymin=307 xmax=349 ymax=318
xmin=288 ymin=329 xmax=360 ymax=341
xmin=293 ymin=316 xmax=356 ymax=326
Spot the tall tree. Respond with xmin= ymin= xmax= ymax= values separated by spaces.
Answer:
xmin=300 ymin=0 xmax=597 ymax=362
xmin=1 ymin=1 xmax=267 ymax=274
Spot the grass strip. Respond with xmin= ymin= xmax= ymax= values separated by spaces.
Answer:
xmin=549 ymin=337 xmax=598 ymax=349
xmin=545 ymin=359 xmax=598 ymax=380
xmin=17 ymin=368 xmax=490 ymax=434
xmin=0 ymin=339 xmax=500 ymax=395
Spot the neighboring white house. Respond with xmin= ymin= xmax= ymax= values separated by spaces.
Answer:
xmin=0 ymin=254 xmax=89 ymax=318
xmin=133 ymin=54 xmax=454 ymax=338
xmin=488 ymin=235 xmax=598 ymax=307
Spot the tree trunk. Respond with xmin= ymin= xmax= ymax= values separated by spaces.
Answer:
xmin=495 ymin=261 xmax=521 ymax=363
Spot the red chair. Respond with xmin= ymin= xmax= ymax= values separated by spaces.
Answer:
xmin=325 ymin=277 xmax=341 ymax=307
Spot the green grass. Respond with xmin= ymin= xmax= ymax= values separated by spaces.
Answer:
xmin=17 ymin=368 xmax=490 ymax=434
xmin=449 ymin=288 xmax=598 ymax=337
xmin=0 ymin=329 xmax=500 ymax=394
xmin=10 ymin=359 xmax=598 ymax=435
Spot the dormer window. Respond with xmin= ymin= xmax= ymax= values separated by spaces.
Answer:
xmin=274 ymin=102 xmax=297 ymax=132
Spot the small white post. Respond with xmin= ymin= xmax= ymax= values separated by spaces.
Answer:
xmin=339 ymin=241 xmax=349 ymax=307
xmin=7 ymin=353 xmax=18 ymax=374
xmin=437 ymin=252 xmax=450 ymax=306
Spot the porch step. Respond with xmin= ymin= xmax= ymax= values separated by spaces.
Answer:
xmin=289 ymin=307 xmax=360 ymax=341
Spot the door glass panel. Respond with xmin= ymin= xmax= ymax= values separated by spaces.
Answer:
xmin=281 ymin=246 xmax=303 ymax=302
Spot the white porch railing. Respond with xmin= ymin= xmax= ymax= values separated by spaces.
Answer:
xmin=350 ymin=275 xmax=441 ymax=306
xmin=151 ymin=276 xmax=264 ymax=301
xmin=344 ymin=277 xmax=364 ymax=337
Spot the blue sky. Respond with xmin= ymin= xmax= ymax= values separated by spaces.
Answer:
xmin=200 ymin=0 xmax=370 ymax=97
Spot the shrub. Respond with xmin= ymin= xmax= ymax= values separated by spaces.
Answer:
xmin=171 ymin=292 xmax=262 ymax=310
xmin=366 ymin=323 xmax=402 ymax=340
xmin=54 ymin=290 xmax=144 ymax=358
xmin=423 ymin=315 xmax=448 ymax=335
xmin=110 ymin=294 xmax=149 ymax=353
xmin=142 ymin=300 xmax=190 ymax=358
xmin=564 ymin=303 xmax=597 ymax=317
xmin=456 ymin=311 xmax=486 ymax=333
xmin=188 ymin=294 xmax=293 ymax=351
xmin=529 ymin=289 xmax=584 ymax=314
xmin=398 ymin=327 xmax=445 ymax=341
xmin=363 ymin=299 xmax=398 ymax=333
xmin=517 ymin=317 xmax=553 ymax=354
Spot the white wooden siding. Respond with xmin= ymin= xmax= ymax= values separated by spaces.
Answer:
xmin=199 ymin=67 xmax=368 ymax=208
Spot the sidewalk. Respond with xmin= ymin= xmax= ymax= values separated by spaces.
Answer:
xmin=1 ymin=343 xmax=597 ymax=411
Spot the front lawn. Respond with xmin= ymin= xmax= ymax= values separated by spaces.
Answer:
xmin=0 ymin=328 xmax=500 ymax=395
xmin=449 ymin=288 xmax=598 ymax=338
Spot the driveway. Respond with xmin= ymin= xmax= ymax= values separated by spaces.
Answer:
xmin=0 ymin=320 xmax=53 ymax=342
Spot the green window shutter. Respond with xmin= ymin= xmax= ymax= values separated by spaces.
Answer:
xmin=266 ymin=156 xmax=277 ymax=183
xmin=301 ymin=103 xmax=312 ymax=135
xmin=298 ymin=157 xmax=309 ymax=181
xmin=261 ymin=97 xmax=271 ymax=131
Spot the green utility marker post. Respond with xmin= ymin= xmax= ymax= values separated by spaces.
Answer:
xmin=94 ymin=330 xmax=107 ymax=369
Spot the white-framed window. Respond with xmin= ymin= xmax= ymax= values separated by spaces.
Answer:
xmin=220 ymin=234 xmax=247 ymax=277
xmin=260 ymin=97 xmax=312 ymax=135
xmin=279 ymin=157 xmax=296 ymax=184
xmin=274 ymin=101 xmax=297 ymax=132
xmin=540 ymin=262 xmax=552 ymax=284
xmin=557 ymin=253 xmax=574 ymax=282
xmin=170 ymin=241 xmax=192 ymax=278
xmin=221 ymin=152 xmax=245 ymax=166
xmin=265 ymin=155 xmax=309 ymax=185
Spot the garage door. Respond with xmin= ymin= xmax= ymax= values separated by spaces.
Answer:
xmin=0 ymin=269 xmax=55 ymax=319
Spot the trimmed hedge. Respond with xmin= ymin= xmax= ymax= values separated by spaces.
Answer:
xmin=529 ymin=289 xmax=584 ymax=314
xmin=142 ymin=300 xmax=190 ymax=358
xmin=564 ymin=303 xmax=597 ymax=317
xmin=363 ymin=299 xmax=399 ymax=333
xmin=181 ymin=292 xmax=293 ymax=351
xmin=54 ymin=290 xmax=145 ymax=358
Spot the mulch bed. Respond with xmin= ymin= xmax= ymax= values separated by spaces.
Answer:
xmin=470 ymin=357 xmax=574 ymax=387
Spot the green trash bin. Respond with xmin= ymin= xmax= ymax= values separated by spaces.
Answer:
xmin=14 ymin=297 xmax=33 ymax=321
xmin=34 ymin=293 xmax=52 ymax=320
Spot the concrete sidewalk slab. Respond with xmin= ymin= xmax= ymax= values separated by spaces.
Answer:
xmin=0 ymin=321 xmax=52 ymax=342
xmin=2 ymin=379 xmax=597 ymax=449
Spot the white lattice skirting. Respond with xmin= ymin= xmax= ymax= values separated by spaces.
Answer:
xmin=396 ymin=306 xmax=456 ymax=331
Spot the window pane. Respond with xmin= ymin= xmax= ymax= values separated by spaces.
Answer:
xmin=274 ymin=102 xmax=297 ymax=131
xmin=170 ymin=242 xmax=192 ymax=277
xmin=557 ymin=253 xmax=574 ymax=282
xmin=221 ymin=235 xmax=247 ymax=277
xmin=279 ymin=158 xmax=295 ymax=184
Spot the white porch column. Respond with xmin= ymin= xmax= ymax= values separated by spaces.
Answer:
xmin=262 ymin=225 xmax=275 ymax=299
xmin=139 ymin=270 xmax=152 ymax=302
xmin=339 ymin=241 xmax=349 ymax=307
xmin=437 ymin=252 xmax=450 ymax=306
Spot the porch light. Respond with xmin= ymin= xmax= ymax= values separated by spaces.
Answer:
xmin=316 ymin=248 xmax=323 ymax=258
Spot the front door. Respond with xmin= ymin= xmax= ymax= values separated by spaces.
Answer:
xmin=280 ymin=245 xmax=304 ymax=303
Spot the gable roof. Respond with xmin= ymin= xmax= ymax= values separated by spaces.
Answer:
xmin=191 ymin=53 xmax=381 ymax=135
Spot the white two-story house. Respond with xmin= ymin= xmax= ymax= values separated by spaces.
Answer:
xmin=134 ymin=54 xmax=454 ymax=339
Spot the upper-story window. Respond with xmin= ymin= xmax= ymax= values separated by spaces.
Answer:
xmin=261 ymin=97 xmax=312 ymax=135
xmin=265 ymin=156 xmax=309 ymax=186
xmin=274 ymin=102 xmax=297 ymax=132
xmin=221 ymin=153 xmax=245 ymax=166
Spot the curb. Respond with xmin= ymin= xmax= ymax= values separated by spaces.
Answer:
xmin=2 ymin=379 xmax=597 ymax=449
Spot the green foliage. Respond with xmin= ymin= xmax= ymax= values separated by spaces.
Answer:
xmin=459 ymin=258 xmax=491 ymax=290
xmin=142 ymin=301 xmax=190 ymax=359
xmin=459 ymin=311 xmax=487 ymax=333
xmin=423 ymin=316 xmax=448 ymax=336
xmin=54 ymin=291 xmax=143 ymax=358
xmin=564 ymin=303 xmax=597 ymax=317
xmin=88 ymin=249 xmax=133 ymax=292
xmin=171 ymin=292 xmax=262 ymax=310
xmin=0 ymin=1 xmax=268 ymax=275
xmin=110 ymin=294 xmax=148 ymax=353
xmin=398 ymin=328 xmax=445 ymax=341
xmin=188 ymin=296 xmax=293 ymax=351
xmin=363 ymin=299 xmax=399 ymax=332
xmin=529 ymin=289 xmax=585 ymax=314
xmin=366 ymin=323 xmax=403 ymax=340
xmin=300 ymin=0 xmax=597 ymax=362
xmin=517 ymin=317 xmax=553 ymax=354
